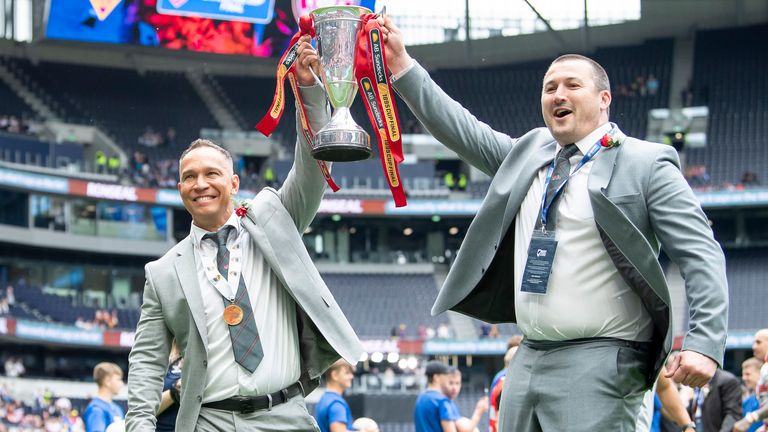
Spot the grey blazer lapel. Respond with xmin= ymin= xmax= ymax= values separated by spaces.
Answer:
xmin=174 ymin=239 xmax=208 ymax=348
xmin=588 ymin=145 xmax=669 ymax=301
xmin=587 ymin=143 xmax=618 ymax=201
xmin=500 ymin=141 xmax=556 ymax=231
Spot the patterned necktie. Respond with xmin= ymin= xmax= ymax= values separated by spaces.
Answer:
xmin=538 ymin=143 xmax=579 ymax=230
xmin=203 ymin=226 xmax=263 ymax=373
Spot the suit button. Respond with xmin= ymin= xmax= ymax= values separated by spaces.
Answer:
xmin=197 ymin=395 xmax=202 ymax=403
xmin=481 ymin=267 xmax=486 ymax=273
xmin=203 ymin=360 xmax=208 ymax=367
xmin=493 ymin=243 xmax=498 ymax=250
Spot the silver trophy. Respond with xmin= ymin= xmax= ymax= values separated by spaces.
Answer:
xmin=310 ymin=6 xmax=372 ymax=162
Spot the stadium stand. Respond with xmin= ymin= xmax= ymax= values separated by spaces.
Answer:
xmin=213 ymin=74 xmax=299 ymax=147
xmin=0 ymin=2 xmax=766 ymax=428
xmin=4 ymin=59 xmax=218 ymax=161
xmin=420 ymin=38 xmax=673 ymax=141
xmin=10 ymin=283 xmax=139 ymax=330
xmin=0 ymin=36 xmax=704 ymax=201
xmin=686 ymin=23 xmax=768 ymax=186
xmin=0 ymin=62 xmax=32 ymax=119
xmin=314 ymin=272 xmax=450 ymax=339
xmin=270 ymin=159 xmax=449 ymax=198
xmin=724 ymin=248 xmax=768 ymax=331
xmin=4 ymin=272 xmax=449 ymax=339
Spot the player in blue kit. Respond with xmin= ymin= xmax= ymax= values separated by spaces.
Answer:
xmin=316 ymin=360 xmax=357 ymax=432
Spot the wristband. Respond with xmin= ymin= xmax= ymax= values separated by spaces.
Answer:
xmin=682 ymin=421 xmax=696 ymax=431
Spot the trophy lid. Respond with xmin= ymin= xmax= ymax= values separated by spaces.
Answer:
xmin=311 ymin=5 xmax=372 ymax=23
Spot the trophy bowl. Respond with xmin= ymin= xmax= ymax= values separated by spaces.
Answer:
xmin=311 ymin=5 xmax=373 ymax=162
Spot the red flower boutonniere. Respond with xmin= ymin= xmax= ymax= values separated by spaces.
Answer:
xmin=600 ymin=134 xmax=619 ymax=148
xmin=234 ymin=200 xmax=250 ymax=218
xmin=600 ymin=127 xmax=622 ymax=148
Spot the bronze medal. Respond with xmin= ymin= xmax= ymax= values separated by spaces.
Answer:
xmin=223 ymin=304 xmax=244 ymax=326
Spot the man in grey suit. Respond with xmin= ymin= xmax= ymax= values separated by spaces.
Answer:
xmin=369 ymin=17 xmax=727 ymax=431
xmin=126 ymin=36 xmax=363 ymax=432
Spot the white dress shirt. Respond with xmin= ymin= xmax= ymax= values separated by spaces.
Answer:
xmin=514 ymin=123 xmax=654 ymax=341
xmin=191 ymin=212 xmax=300 ymax=403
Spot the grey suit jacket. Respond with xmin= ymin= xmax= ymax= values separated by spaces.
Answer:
xmin=392 ymin=62 xmax=728 ymax=385
xmin=126 ymin=85 xmax=363 ymax=432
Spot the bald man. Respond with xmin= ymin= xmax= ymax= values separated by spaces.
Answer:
xmin=734 ymin=329 xmax=768 ymax=432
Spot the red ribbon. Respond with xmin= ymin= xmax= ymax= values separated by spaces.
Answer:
xmin=256 ymin=16 xmax=339 ymax=192
xmin=256 ymin=13 xmax=410 ymax=204
xmin=354 ymin=14 xmax=407 ymax=207
xmin=255 ymin=16 xmax=310 ymax=137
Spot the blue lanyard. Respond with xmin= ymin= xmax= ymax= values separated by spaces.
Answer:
xmin=539 ymin=139 xmax=603 ymax=228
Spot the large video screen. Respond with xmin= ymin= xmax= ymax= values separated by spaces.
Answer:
xmin=45 ymin=0 xmax=376 ymax=57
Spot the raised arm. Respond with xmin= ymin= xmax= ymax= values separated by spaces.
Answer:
xmin=277 ymin=35 xmax=332 ymax=232
xmin=456 ymin=397 xmax=489 ymax=432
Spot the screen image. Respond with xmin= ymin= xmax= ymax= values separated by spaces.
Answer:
xmin=45 ymin=0 xmax=376 ymax=57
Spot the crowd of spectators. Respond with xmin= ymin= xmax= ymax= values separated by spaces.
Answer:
xmin=389 ymin=323 xmax=455 ymax=340
xmin=684 ymin=165 xmax=762 ymax=191
xmin=137 ymin=126 xmax=176 ymax=149
xmin=0 ymin=384 xmax=86 ymax=432
xmin=74 ymin=309 xmax=119 ymax=331
xmin=614 ymin=73 xmax=660 ymax=98
xmin=127 ymin=151 xmax=178 ymax=189
xmin=0 ymin=286 xmax=14 ymax=316
xmin=0 ymin=115 xmax=35 ymax=136
xmin=6 ymin=112 xmax=767 ymax=199
xmin=3 ymin=358 xmax=25 ymax=379
xmin=127 ymin=150 xmax=270 ymax=191
xmin=479 ymin=323 xmax=501 ymax=339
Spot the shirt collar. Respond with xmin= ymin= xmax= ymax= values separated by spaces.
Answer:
xmin=557 ymin=122 xmax=612 ymax=157
xmin=190 ymin=212 xmax=242 ymax=248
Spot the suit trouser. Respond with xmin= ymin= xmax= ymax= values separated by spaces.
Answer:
xmin=195 ymin=393 xmax=320 ymax=432
xmin=497 ymin=338 xmax=651 ymax=432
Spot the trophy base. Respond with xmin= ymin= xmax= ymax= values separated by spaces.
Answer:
xmin=313 ymin=129 xmax=372 ymax=162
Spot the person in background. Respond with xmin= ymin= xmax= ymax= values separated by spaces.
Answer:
xmin=4 ymin=357 xmax=25 ymax=378
xmin=489 ymin=346 xmax=519 ymax=432
xmin=155 ymin=342 xmax=183 ymax=432
xmin=83 ymin=362 xmax=124 ymax=432
xmin=685 ymin=368 xmax=741 ymax=432
xmin=739 ymin=357 xmax=763 ymax=432
xmin=315 ymin=360 xmax=356 ymax=432
xmin=444 ymin=368 xmax=488 ymax=432
xmin=414 ymin=361 xmax=459 ymax=432
xmin=489 ymin=336 xmax=523 ymax=399
xmin=734 ymin=329 xmax=768 ymax=432
xmin=648 ymin=367 xmax=695 ymax=432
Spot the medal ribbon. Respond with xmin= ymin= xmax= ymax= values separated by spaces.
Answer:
xmin=256 ymin=15 xmax=339 ymax=192
xmin=354 ymin=14 xmax=407 ymax=207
